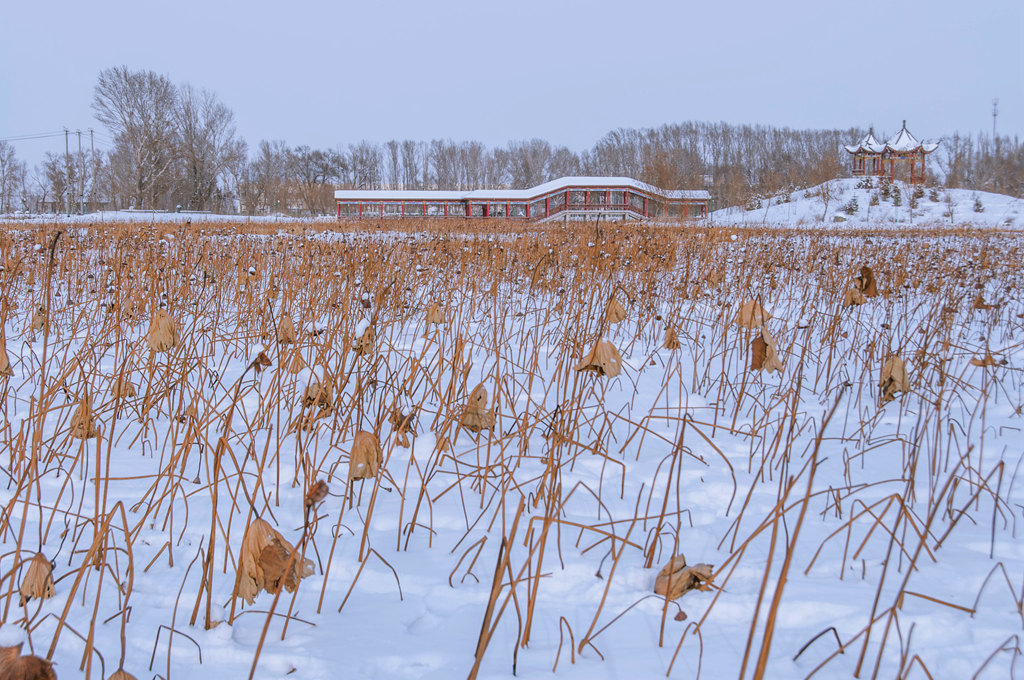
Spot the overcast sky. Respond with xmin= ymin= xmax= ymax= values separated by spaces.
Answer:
xmin=1 ymin=0 xmax=1021 ymax=168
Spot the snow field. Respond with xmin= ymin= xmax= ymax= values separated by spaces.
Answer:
xmin=0 ymin=220 xmax=1022 ymax=679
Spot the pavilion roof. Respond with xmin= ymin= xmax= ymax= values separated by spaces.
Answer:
xmin=844 ymin=122 xmax=939 ymax=155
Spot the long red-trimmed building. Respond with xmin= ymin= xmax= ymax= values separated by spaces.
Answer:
xmin=334 ymin=177 xmax=712 ymax=221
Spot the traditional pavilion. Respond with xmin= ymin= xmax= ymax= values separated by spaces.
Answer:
xmin=334 ymin=177 xmax=712 ymax=221
xmin=845 ymin=121 xmax=939 ymax=184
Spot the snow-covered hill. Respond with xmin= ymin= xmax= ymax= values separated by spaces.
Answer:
xmin=713 ymin=178 xmax=1024 ymax=228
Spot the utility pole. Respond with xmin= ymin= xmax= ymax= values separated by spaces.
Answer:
xmin=89 ymin=129 xmax=94 ymax=212
xmin=77 ymin=129 xmax=84 ymax=215
xmin=992 ymin=98 xmax=999 ymax=138
xmin=64 ymin=128 xmax=70 ymax=216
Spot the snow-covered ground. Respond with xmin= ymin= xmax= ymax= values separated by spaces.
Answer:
xmin=2 ymin=211 xmax=333 ymax=225
xmin=4 ymin=179 xmax=1023 ymax=230
xmin=0 ymin=223 xmax=1022 ymax=679
xmin=713 ymin=178 xmax=1024 ymax=228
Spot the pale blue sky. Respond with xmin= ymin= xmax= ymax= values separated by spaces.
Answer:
xmin=1 ymin=0 xmax=1021 ymax=166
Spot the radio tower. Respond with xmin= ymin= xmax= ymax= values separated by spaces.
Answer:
xmin=992 ymin=98 xmax=999 ymax=137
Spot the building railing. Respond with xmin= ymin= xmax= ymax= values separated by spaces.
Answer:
xmin=338 ymin=189 xmax=708 ymax=220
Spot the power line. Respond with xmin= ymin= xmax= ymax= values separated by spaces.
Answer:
xmin=0 ymin=130 xmax=68 ymax=142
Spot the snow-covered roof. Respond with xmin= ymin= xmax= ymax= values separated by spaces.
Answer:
xmin=335 ymin=177 xmax=711 ymax=202
xmin=844 ymin=122 xmax=939 ymax=155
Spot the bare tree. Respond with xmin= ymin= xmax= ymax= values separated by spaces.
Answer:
xmin=484 ymin=148 xmax=511 ymax=188
xmin=347 ymin=141 xmax=383 ymax=189
xmin=819 ymin=180 xmax=839 ymax=221
xmin=400 ymin=140 xmax=422 ymax=190
xmin=548 ymin=145 xmax=582 ymax=179
xmin=41 ymin=152 xmax=70 ymax=214
xmin=507 ymin=139 xmax=551 ymax=187
xmin=174 ymin=85 xmax=244 ymax=210
xmin=428 ymin=139 xmax=459 ymax=190
xmin=459 ymin=141 xmax=486 ymax=189
xmin=385 ymin=140 xmax=401 ymax=189
xmin=0 ymin=141 xmax=27 ymax=213
xmin=92 ymin=66 xmax=178 ymax=209
xmin=289 ymin=146 xmax=343 ymax=215
xmin=239 ymin=140 xmax=290 ymax=214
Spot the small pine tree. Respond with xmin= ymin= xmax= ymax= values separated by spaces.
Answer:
xmin=929 ymin=187 xmax=940 ymax=202
xmin=870 ymin=192 xmax=880 ymax=206
xmin=842 ymin=197 xmax=859 ymax=215
xmin=909 ymin=192 xmax=919 ymax=210
xmin=912 ymin=186 xmax=925 ymax=201
xmin=880 ymin=178 xmax=892 ymax=200
xmin=973 ymin=195 xmax=985 ymax=213
xmin=892 ymin=188 xmax=902 ymax=207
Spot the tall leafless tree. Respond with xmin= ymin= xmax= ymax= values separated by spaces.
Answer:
xmin=174 ymin=84 xmax=245 ymax=210
xmin=0 ymin=141 xmax=27 ymax=213
xmin=92 ymin=66 xmax=178 ymax=209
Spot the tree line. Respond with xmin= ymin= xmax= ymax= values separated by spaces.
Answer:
xmin=1 ymin=66 xmax=1021 ymax=216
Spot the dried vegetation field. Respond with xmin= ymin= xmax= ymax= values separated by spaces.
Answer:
xmin=0 ymin=219 xmax=1023 ymax=679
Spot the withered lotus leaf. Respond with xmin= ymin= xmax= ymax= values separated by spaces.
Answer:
xmin=574 ymin=339 xmax=623 ymax=378
xmin=663 ymin=326 xmax=681 ymax=351
xmin=18 ymin=553 xmax=55 ymax=606
xmin=461 ymin=384 xmax=496 ymax=433
xmin=0 ymin=337 xmax=13 ymax=377
xmin=843 ymin=287 xmax=867 ymax=307
xmin=69 ymin=399 xmax=100 ymax=440
xmin=879 ymin=355 xmax=908 ymax=402
xmin=604 ymin=297 xmax=627 ymax=325
xmin=654 ymin=554 xmax=714 ymax=601
xmin=277 ymin=315 xmax=297 ymax=345
xmin=0 ymin=644 xmax=56 ymax=680
xmin=751 ymin=328 xmax=783 ymax=373
xmin=147 ymin=310 xmax=179 ymax=353
xmin=733 ymin=300 xmax=770 ymax=329
xmin=425 ymin=302 xmax=446 ymax=325
xmin=855 ymin=266 xmax=878 ymax=297
xmin=110 ymin=376 xmax=136 ymax=399
xmin=349 ymin=431 xmax=383 ymax=481
xmin=235 ymin=518 xmax=313 ymax=604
